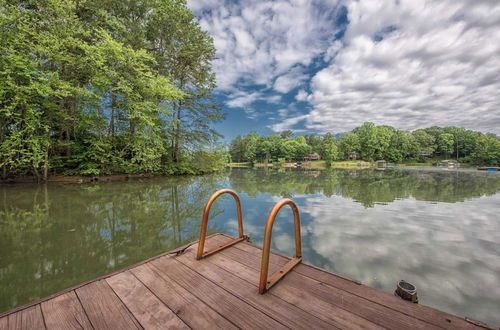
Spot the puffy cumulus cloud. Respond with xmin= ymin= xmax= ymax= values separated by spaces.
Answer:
xmin=273 ymin=66 xmax=309 ymax=93
xmin=269 ymin=114 xmax=308 ymax=133
xmin=295 ymin=89 xmax=309 ymax=102
xmin=188 ymin=0 xmax=343 ymax=91
xmin=189 ymin=0 xmax=500 ymax=133
xmin=295 ymin=0 xmax=500 ymax=134
xmin=226 ymin=90 xmax=262 ymax=108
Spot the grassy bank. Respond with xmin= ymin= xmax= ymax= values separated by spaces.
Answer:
xmin=314 ymin=160 xmax=373 ymax=169
xmin=227 ymin=162 xmax=253 ymax=168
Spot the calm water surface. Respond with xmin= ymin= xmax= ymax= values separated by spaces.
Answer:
xmin=1 ymin=168 xmax=500 ymax=325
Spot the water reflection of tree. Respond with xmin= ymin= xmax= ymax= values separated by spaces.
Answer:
xmin=229 ymin=168 xmax=500 ymax=208
xmin=0 ymin=175 xmax=224 ymax=313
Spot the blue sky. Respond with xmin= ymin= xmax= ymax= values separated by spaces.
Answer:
xmin=188 ymin=0 xmax=500 ymax=142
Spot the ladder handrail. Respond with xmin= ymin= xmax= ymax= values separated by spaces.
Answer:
xmin=197 ymin=189 xmax=248 ymax=260
xmin=259 ymin=199 xmax=302 ymax=294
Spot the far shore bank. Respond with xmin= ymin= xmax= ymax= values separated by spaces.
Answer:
xmin=0 ymin=173 xmax=158 ymax=184
xmin=228 ymin=160 xmax=475 ymax=170
xmin=1 ymin=161 xmax=480 ymax=184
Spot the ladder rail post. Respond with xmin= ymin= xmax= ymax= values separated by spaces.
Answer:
xmin=259 ymin=199 xmax=302 ymax=294
xmin=197 ymin=189 xmax=248 ymax=260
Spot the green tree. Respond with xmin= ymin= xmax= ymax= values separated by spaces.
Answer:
xmin=320 ymin=133 xmax=339 ymax=166
xmin=374 ymin=125 xmax=395 ymax=160
xmin=387 ymin=130 xmax=417 ymax=163
xmin=0 ymin=0 xmax=222 ymax=179
xmin=438 ymin=133 xmax=455 ymax=158
xmin=471 ymin=134 xmax=500 ymax=166
xmin=229 ymin=136 xmax=245 ymax=162
xmin=282 ymin=139 xmax=299 ymax=161
xmin=294 ymin=136 xmax=312 ymax=160
xmin=412 ymin=130 xmax=436 ymax=155
xmin=338 ymin=133 xmax=360 ymax=159
xmin=354 ymin=122 xmax=378 ymax=161
xmin=144 ymin=0 xmax=222 ymax=163
xmin=256 ymin=136 xmax=273 ymax=163
xmin=305 ymin=135 xmax=322 ymax=153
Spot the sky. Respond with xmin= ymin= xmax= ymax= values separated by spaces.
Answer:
xmin=187 ymin=0 xmax=500 ymax=141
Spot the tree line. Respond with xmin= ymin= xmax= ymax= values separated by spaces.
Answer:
xmin=229 ymin=123 xmax=500 ymax=166
xmin=1 ymin=0 xmax=225 ymax=180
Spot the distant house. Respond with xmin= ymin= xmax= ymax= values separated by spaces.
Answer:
xmin=348 ymin=152 xmax=360 ymax=160
xmin=375 ymin=160 xmax=387 ymax=168
xmin=305 ymin=153 xmax=321 ymax=161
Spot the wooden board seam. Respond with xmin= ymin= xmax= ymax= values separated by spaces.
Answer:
xmin=213 ymin=234 xmax=460 ymax=330
xmin=73 ymin=290 xmax=95 ymax=330
xmin=0 ymin=233 xmax=224 ymax=319
xmin=219 ymin=232 xmax=362 ymax=285
xmin=142 ymin=262 xmax=242 ymax=330
xmin=104 ymin=275 xmax=150 ymax=330
xmin=215 ymin=233 xmax=497 ymax=330
xmin=124 ymin=270 xmax=192 ymax=329
xmin=175 ymin=248 xmax=342 ymax=329
xmin=150 ymin=256 xmax=289 ymax=329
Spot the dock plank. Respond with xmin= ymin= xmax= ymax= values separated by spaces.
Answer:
xmin=41 ymin=291 xmax=92 ymax=330
xmin=0 ymin=233 xmax=492 ymax=330
xmin=208 ymin=237 xmax=446 ymax=329
xmin=76 ymin=280 xmax=141 ymax=329
xmin=6 ymin=305 xmax=45 ymax=330
xmin=131 ymin=263 xmax=237 ymax=330
xmin=151 ymin=255 xmax=288 ymax=330
xmin=106 ymin=270 xmax=189 ymax=330
xmin=176 ymin=248 xmax=337 ymax=329
xmin=213 ymin=234 xmax=478 ymax=330
xmin=187 ymin=244 xmax=384 ymax=330
xmin=0 ymin=315 xmax=8 ymax=330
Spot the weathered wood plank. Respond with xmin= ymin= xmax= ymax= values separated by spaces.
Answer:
xmin=76 ymin=280 xmax=141 ymax=329
xmin=213 ymin=234 xmax=477 ymax=330
xmin=6 ymin=305 xmax=45 ymax=330
xmin=221 ymin=246 xmax=439 ymax=329
xmin=151 ymin=255 xmax=288 ymax=330
xmin=0 ymin=315 xmax=8 ymax=330
xmin=0 ymin=233 xmax=223 ymax=321
xmin=206 ymin=237 xmax=444 ymax=329
xmin=176 ymin=249 xmax=337 ymax=329
xmin=0 ymin=234 xmax=488 ymax=330
xmin=292 ymin=264 xmax=478 ymax=330
xmin=187 ymin=245 xmax=384 ymax=330
xmin=131 ymin=263 xmax=237 ymax=330
xmin=41 ymin=291 xmax=92 ymax=330
xmin=106 ymin=270 xmax=189 ymax=330
xmin=283 ymin=271 xmax=441 ymax=329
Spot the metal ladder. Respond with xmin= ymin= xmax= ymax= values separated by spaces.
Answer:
xmin=196 ymin=189 xmax=302 ymax=294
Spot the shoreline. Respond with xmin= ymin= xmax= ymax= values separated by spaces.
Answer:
xmin=0 ymin=173 xmax=157 ymax=184
xmin=0 ymin=162 xmax=486 ymax=184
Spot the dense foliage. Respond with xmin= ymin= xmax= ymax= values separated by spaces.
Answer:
xmin=229 ymin=123 xmax=500 ymax=166
xmin=0 ymin=0 xmax=225 ymax=180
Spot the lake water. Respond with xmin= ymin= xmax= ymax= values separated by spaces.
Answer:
xmin=1 ymin=167 xmax=499 ymax=325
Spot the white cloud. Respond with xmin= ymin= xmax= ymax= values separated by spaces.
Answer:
xmin=270 ymin=114 xmax=308 ymax=132
xmin=225 ymin=91 xmax=261 ymax=108
xmin=300 ymin=0 xmax=500 ymax=134
xmin=265 ymin=94 xmax=282 ymax=104
xmin=190 ymin=0 xmax=500 ymax=134
xmin=295 ymin=89 xmax=309 ymax=102
xmin=188 ymin=0 xmax=342 ymax=90
xmin=273 ymin=66 xmax=309 ymax=93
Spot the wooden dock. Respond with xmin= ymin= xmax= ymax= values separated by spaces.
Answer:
xmin=0 ymin=233 xmax=495 ymax=329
